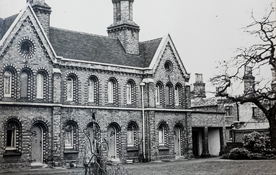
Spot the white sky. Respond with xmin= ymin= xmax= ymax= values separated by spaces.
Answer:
xmin=0 ymin=0 xmax=274 ymax=96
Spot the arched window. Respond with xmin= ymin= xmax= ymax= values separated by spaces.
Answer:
xmin=88 ymin=79 xmax=95 ymax=102
xmin=127 ymin=121 xmax=138 ymax=147
xmin=64 ymin=121 xmax=78 ymax=150
xmin=175 ymin=86 xmax=179 ymax=106
xmin=158 ymin=125 xmax=165 ymax=146
xmin=158 ymin=122 xmax=168 ymax=147
xmin=4 ymin=71 xmax=12 ymax=97
xmin=67 ymin=77 xmax=73 ymax=101
xmin=5 ymin=119 xmax=21 ymax=151
xmin=126 ymin=83 xmax=131 ymax=104
xmin=20 ymin=72 xmax=28 ymax=98
xmin=108 ymin=81 xmax=114 ymax=103
xmin=156 ymin=82 xmax=163 ymax=106
xmin=36 ymin=73 xmax=44 ymax=99
xmin=165 ymin=83 xmax=173 ymax=106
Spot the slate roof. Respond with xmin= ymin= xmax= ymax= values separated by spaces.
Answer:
xmin=49 ymin=27 xmax=162 ymax=68
xmin=0 ymin=14 xmax=18 ymax=40
xmin=191 ymin=97 xmax=219 ymax=107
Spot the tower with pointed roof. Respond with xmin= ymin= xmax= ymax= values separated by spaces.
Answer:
xmin=27 ymin=0 xmax=51 ymax=37
xmin=107 ymin=0 xmax=140 ymax=55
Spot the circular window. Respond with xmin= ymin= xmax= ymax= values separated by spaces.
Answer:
xmin=164 ymin=60 xmax=173 ymax=72
xmin=18 ymin=37 xmax=36 ymax=59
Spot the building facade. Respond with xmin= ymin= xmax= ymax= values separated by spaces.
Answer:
xmin=0 ymin=0 xmax=199 ymax=169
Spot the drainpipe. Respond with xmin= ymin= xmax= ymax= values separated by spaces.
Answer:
xmin=140 ymin=82 xmax=146 ymax=160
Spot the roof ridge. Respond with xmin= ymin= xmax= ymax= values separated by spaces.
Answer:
xmin=140 ymin=37 xmax=163 ymax=43
xmin=50 ymin=26 xmax=117 ymax=40
xmin=1 ymin=13 xmax=19 ymax=20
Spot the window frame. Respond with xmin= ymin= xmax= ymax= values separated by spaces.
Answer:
xmin=175 ymin=86 xmax=180 ymax=106
xmin=67 ymin=77 xmax=74 ymax=101
xmin=4 ymin=71 xmax=12 ymax=97
xmin=36 ymin=73 xmax=44 ymax=99
xmin=20 ymin=72 xmax=28 ymax=98
xmin=156 ymin=85 xmax=161 ymax=105
xmin=88 ymin=78 xmax=95 ymax=102
xmin=126 ymin=83 xmax=132 ymax=104
xmin=5 ymin=122 xmax=19 ymax=151
xmin=64 ymin=125 xmax=74 ymax=149
xmin=108 ymin=81 xmax=114 ymax=103
xmin=158 ymin=125 xmax=165 ymax=146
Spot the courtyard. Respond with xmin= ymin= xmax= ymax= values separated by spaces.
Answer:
xmin=1 ymin=157 xmax=276 ymax=175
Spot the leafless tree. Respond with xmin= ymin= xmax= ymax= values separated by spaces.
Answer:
xmin=211 ymin=5 xmax=276 ymax=148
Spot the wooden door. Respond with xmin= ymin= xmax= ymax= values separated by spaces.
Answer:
xmin=174 ymin=127 xmax=181 ymax=156
xmin=107 ymin=126 xmax=116 ymax=159
xmin=31 ymin=125 xmax=43 ymax=163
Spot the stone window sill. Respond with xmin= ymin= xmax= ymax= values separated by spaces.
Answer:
xmin=159 ymin=146 xmax=169 ymax=151
xmin=3 ymin=150 xmax=22 ymax=156
xmin=64 ymin=150 xmax=79 ymax=154
xmin=127 ymin=147 xmax=139 ymax=152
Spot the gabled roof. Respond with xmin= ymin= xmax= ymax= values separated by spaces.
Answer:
xmin=49 ymin=27 xmax=162 ymax=68
xmin=0 ymin=14 xmax=19 ymax=40
xmin=0 ymin=4 xmax=57 ymax=63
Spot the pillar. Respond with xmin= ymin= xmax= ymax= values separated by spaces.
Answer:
xmin=201 ymin=127 xmax=210 ymax=157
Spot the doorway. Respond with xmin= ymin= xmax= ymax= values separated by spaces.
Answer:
xmin=107 ymin=126 xmax=116 ymax=159
xmin=31 ymin=124 xmax=43 ymax=164
xmin=174 ymin=126 xmax=181 ymax=157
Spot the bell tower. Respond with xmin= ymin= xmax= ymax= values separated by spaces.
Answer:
xmin=27 ymin=0 xmax=51 ymax=37
xmin=107 ymin=0 xmax=140 ymax=55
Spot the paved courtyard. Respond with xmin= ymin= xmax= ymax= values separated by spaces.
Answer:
xmin=1 ymin=157 xmax=276 ymax=175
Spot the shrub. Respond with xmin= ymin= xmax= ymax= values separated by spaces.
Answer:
xmin=243 ymin=131 xmax=270 ymax=153
xmin=228 ymin=148 xmax=249 ymax=159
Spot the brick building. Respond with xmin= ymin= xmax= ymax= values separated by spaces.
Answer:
xmin=0 ymin=0 xmax=226 ymax=169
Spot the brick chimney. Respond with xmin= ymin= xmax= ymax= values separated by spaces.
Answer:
xmin=243 ymin=66 xmax=255 ymax=94
xmin=107 ymin=0 xmax=140 ymax=55
xmin=27 ymin=0 xmax=51 ymax=38
xmin=192 ymin=73 xmax=206 ymax=98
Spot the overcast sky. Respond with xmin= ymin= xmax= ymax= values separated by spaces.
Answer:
xmin=0 ymin=0 xmax=274 ymax=96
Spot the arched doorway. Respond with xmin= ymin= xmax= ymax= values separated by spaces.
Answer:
xmin=174 ymin=126 xmax=181 ymax=156
xmin=107 ymin=123 xmax=120 ymax=161
xmin=107 ymin=126 xmax=116 ymax=159
xmin=31 ymin=124 xmax=43 ymax=164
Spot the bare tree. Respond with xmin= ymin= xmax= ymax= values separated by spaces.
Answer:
xmin=211 ymin=6 xmax=276 ymax=148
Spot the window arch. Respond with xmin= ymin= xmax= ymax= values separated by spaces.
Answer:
xmin=88 ymin=76 xmax=99 ymax=103
xmin=2 ymin=67 xmax=17 ymax=99
xmin=175 ymin=83 xmax=183 ymax=107
xmin=4 ymin=118 xmax=22 ymax=152
xmin=20 ymin=68 xmax=33 ymax=99
xmin=66 ymin=74 xmax=78 ymax=102
xmin=36 ymin=70 xmax=48 ymax=100
xmin=4 ymin=71 xmax=12 ymax=97
xmin=165 ymin=83 xmax=173 ymax=106
xmin=63 ymin=120 xmax=78 ymax=150
xmin=127 ymin=121 xmax=139 ymax=147
xmin=158 ymin=121 xmax=169 ymax=147
xmin=126 ymin=79 xmax=136 ymax=105
xmin=107 ymin=78 xmax=118 ymax=105
xmin=156 ymin=81 xmax=164 ymax=106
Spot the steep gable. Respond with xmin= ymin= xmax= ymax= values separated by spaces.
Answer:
xmin=147 ymin=34 xmax=190 ymax=82
xmin=0 ymin=4 xmax=56 ymax=63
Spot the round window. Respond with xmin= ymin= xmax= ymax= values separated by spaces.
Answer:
xmin=164 ymin=60 xmax=173 ymax=72
xmin=18 ymin=37 xmax=36 ymax=58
